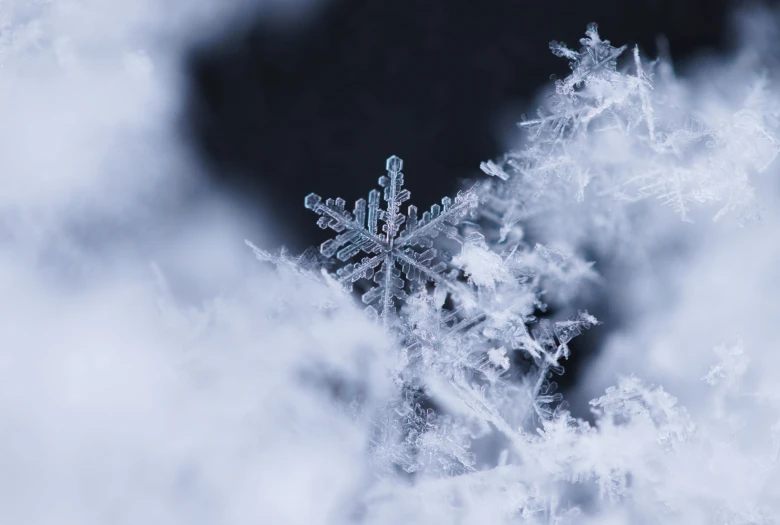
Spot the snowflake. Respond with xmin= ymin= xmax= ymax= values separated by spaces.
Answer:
xmin=513 ymin=23 xmax=628 ymax=148
xmin=305 ymin=155 xmax=479 ymax=325
xmin=298 ymin=154 xmax=598 ymax=462
xmin=549 ymin=22 xmax=627 ymax=95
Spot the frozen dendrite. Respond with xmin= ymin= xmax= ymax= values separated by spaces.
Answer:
xmin=549 ymin=23 xmax=627 ymax=96
xmin=297 ymin=155 xmax=597 ymax=478
xmin=304 ymin=155 xmax=593 ymax=361
xmin=480 ymin=24 xmax=780 ymax=253
xmin=242 ymin=21 xmax=780 ymax=523
xmin=305 ymin=155 xmax=479 ymax=328
xmin=249 ymin=154 xmax=597 ymax=513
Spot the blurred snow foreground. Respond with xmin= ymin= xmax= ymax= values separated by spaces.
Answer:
xmin=4 ymin=1 xmax=780 ymax=524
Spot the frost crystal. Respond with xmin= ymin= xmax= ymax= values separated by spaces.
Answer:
xmin=305 ymin=156 xmax=595 ymax=376
xmin=297 ymin=154 xmax=598 ymax=480
xmin=241 ymin=20 xmax=780 ymax=523
xmin=481 ymin=24 xmax=780 ymax=254
xmin=550 ymin=23 xmax=627 ymax=95
xmin=305 ymin=155 xmax=479 ymax=325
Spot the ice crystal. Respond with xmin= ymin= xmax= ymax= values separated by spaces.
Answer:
xmin=303 ymin=157 xmax=596 ymax=372
xmin=481 ymin=24 xmax=780 ymax=254
xmin=238 ymin=19 xmax=780 ymax=525
xmin=519 ymin=23 xmax=627 ymax=149
xmin=296 ymin=155 xmax=599 ymax=481
xmin=305 ymin=155 xmax=479 ymax=326
xmin=303 ymin=157 xmax=597 ymax=381
xmin=550 ymin=23 xmax=627 ymax=95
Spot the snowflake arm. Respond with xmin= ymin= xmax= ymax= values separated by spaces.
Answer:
xmin=304 ymin=193 xmax=387 ymax=261
xmin=333 ymin=255 xmax=384 ymax=288
xmin=379 ymin=155 xmax=410 ymax=246
xmin=397 ymin=190 xmax=479 ymax=249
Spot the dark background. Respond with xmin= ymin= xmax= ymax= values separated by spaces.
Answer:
xmin=183 ymin=0 xmax=763 ymax=400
